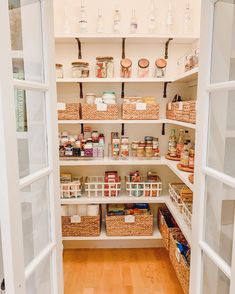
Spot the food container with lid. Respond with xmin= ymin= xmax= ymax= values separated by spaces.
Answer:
xmin=102 ymin=91 xmax=116 ymax=104
xmin=86 ymin=93 xmax=96 ymax=104
xmin=56 ymin=64 xmax=64 ymax=79
xmin=138 ymin=58 xmax=150 ymax=78
xmin=155 ymin=58 xmax=167 ymax=78
xmin=120 ymin=58 xmax=132 ymax=78
xmin=96 ymin=56 xmax=114 ymax=78
xmin=71 ymin=61 xmax=89 ymax=78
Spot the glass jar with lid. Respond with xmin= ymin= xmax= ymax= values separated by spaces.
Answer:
xmin=55 ymin=64 xmax=64 ymax=79
xmin=96 ymin=56 xmax=114 ymax=78
xmin=138 ymin=58 xmax=150 ymax=78
xmin=155 ymin=58 xmax=167 ymax=78
xmin=120 ymin=58 xmax=132 ymax=78
xmin=71 ymin=61 xmax=89 ymax=78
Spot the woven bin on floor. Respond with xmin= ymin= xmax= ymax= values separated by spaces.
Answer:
xmin=166 ymin=101 xmax=196 ymax=124
xmin=81 ymin=104 xmax=120 ymax=120
xmin=106 ymin=214 xmax=153 ymax=236
xmin=169 ymin=231 xmax=190 ymax=294
xmin=62 ymin=215 xmax=101 ymax=237
xmin=122 ymin=103 xmax=159 ymax=120
xmin=157 ymin=208 xmax=179 ymax=250
xmin=58 ymin=103 xmax=80 ymax=120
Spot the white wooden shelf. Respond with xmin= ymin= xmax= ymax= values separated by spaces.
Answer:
xmin=58 ymin=119 xmax=196 ymax=129
xmin=55 ymin=34 xmax=199 ymax=44
xmin=165 ymin=196 xmax=192 ymax=244
xmin=175 ymin=68 xmax=199 ymax=83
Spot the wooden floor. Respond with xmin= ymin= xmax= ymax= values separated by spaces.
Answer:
xmin=63 ymin=248 xmax=183 ymax=294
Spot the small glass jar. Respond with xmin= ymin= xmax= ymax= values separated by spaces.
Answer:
xmin=102 ymin=91 xmax=116 ymax=104
xmin=184 ymin=54 xmax=194 ymax=71
xmin=155 ymin=58 xmax=167 ymax=78
xmin=120 ymin=58 xmax=132 ymax=78
xmin=71 ymin=61 xmax=89 ymax=78
xmin=138 ymin=58 xmax=149 ymax=78
xmin=120 ymin=144 xmax=129 ymax=159
xmin=96 ymin=56 xmax=114 ymax=78
xmin=145 ymin=146 xmax=153 ymax=158
xmin=193 ymin=48 xmax=199 ymax=68
xmin=131 ymin=141 xmax=139 ymax=149
xmin=56 ymin=64 xmax=64 ymax=79
xmin=139 ymin=141 xmax=146 ymax=148
xmin=86 ymin=93 xmax=96 ymax=104
xmin=137 ymin=147 xmax=145 ymax=158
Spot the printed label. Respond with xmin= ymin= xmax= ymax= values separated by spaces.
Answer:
xmin=136 ymin=102 xmax=147 ymax=111
xmin=125 ymin=215 xmax=135 ymax=223
xmin=97 ymin=103 xmax=107 ymax=111
xmin=71 ymin=215 xmax=81 ymax=223
xmin=57 ymin=103 xmax=66 ymax=111
xmin=168 ymin=103 xmax=172 ymax=110
xmin=178 ymin=102 xmax=183 ymax=111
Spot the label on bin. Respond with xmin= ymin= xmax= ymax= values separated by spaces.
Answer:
xmin=136 ymin=102 xmax=147 ymax=111
xmin=168 ymin=103 xmax=172 ymax=110
xmin=125 ymin=215 xmax=135 ymax=223
xmin=57 ymin=103 xmax=66 ymax=110
xmin=178 ymin=102 xmax=183 ymax=111
xmin=175 ymin=248 xmax=181 ymax=262
xmin=71 ymin=215 xmax=81 ymax=223
xmin=97 ymin=103 xmax=107 ymax=111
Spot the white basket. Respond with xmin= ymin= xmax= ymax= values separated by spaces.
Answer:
xmin=126 ymin=177 xmax=162 ymax=197
xmin=85 ymin=176 xmax=121 ymax=197
xmin=169 ymin=183 xmax=193 ymax=212
xmin=60 ymin=180 xmax=82 ymax=198
xmin=181 ymin=201 xmax=193 ymax=228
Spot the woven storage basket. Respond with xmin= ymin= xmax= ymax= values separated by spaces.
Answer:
xmin=157 ymin=208 xmax=179 ymax=250
xmin=166 ymin=101 xmax=196 ymax=124
xmin=81 ymin=104 xmax=120 ymax=120
xmin=122 ymin=103 xmax=159 ymax=120
xmin=62 ymin=215 xmax=101 ymax=237
xmin=106 ymin=214 xmax=153 ymax=236
xmin=58 ymin=103 xmax=80 ymax=120
xmin=169 ymin=231 xmax=190 ymax=294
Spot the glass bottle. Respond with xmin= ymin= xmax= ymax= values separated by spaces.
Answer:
xmin=184 ymin=130 xmax=190 ymax=143
xmin=168 ymin=129 xmax=177 ymax=157
xmin=78 ymin=0 xmax=88 ymax=33
xmin=166 ymin=0 xmax=173 ymax=34
xmin=96 ymin=9 xmax=104 ymax=33
xmin=148 ymin=0 xmax=157 ymax=33
xmin=130 ymin=9 xmax=138 ymax=34
xmin=181 ymin=142 xmax=189 ymax=167
xmin=177 ymin=129 xmax=185 ymax=158
xmin=189 ymin=142 xmax=195 ymax=169
xmin=113 ymin=8 xmax=121 ymax=33
xmin=184 ymin=0 xmax=192 ymax=34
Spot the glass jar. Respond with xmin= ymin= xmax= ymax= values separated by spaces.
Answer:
xmin=71 ymin=61 xmax=89 ymax=78
xmin=155 ymin=58 xmax=167 ymax=78
xmin=137 ymin=147 xmax=145 ymax=158
xmin=86 ymin=93 xmax=96 ymax=104
xmin=193 ymin=48 xmax=199 ymax=68
xmin=56 ymin=64 xmax=64 ymax=79
xmin=145 ymin=146 xmax=153 ymax=158
xmin=96 ymin=56 xmax=114 ymax=78
xmin=138 ymin=58 xmax=150 ymax=78
xmin=120 ymin=58 xmax=132 ymax=78
xmin=102 ymin=91 xmax=116 ymax=104
xmin=184 ymin=54 xmax=194 ymax=71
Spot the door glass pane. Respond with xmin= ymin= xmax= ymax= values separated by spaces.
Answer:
xmin=15 ymin=89 xmax=48 ymax=178
xmin=202 ymin=253 xmax=230 ymax=294
xmin=21 ymin=177 xmax=51 ymax=266
xmin=207 ymin=91 xmax=235 ymax=178
xmin=211 ymin=0 xmax=235 ymax=83
xmin=26 ymin=255 xmax=52 ymax=294
xmin=9 ymin=0 xmax=44 ymax=82
xmin=204 ymin=176 xmax=235 ymax=265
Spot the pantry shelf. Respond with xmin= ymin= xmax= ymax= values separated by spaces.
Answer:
xmin=166 ymin=119 xmax=196 ymax=129
xmin=55 ymin=34 xmax=199 ymax=45
xmin=174 ymin=67 xmax=198 ymax=83
xmin=165 ymin=196 xmax=192 ymax=244
xmin=56 ymin=77 xmax=174 ymax=83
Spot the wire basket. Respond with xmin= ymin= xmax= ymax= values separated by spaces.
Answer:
xmin=126 ymin=176 xmax=162 ymax=197
xmin=169 ymin=183 xmax=192 ymax=211
xmin=60 ymin=179 xmax=82 ymax=198
xmin=85 ymin=176 xmax=121 ymax=197
xmin=181 ymin=201 xmax=193 ymax=228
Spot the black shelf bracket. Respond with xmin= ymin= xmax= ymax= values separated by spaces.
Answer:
xmin=121 ymin=123 xmax=125 ymax=136
xmin=75 ymin=38 xmax=82 ymax=59
xmin=163 ymin=82 xmax=171 ymax=98
xmin=161 ymin=123 xmax=166 ymax=136
xmin=122 ymin=38 xmax=126 ymax=59
xmin=121 ymin=82 xmax=125 ymax=98
xmin=81 ymin=123 xmax=84 ymax=134
xmin=164 ymin=38 xmax=173 ymax=59
xmin=79 ymin=82 xmax=83 ymax=99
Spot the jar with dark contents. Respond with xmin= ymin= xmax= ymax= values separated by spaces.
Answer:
xmin=120 ymin=58 xmax=132 ymax=78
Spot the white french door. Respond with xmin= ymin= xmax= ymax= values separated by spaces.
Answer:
xmin=191 ymin=0 xmax=235 ymax=293
xmin=0 ymin=0 xmax=63 ymax=293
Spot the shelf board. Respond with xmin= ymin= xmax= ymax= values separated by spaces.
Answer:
xmin=61 ymin=194 xmax=168 ymax=205
xmin=55 ymin=34 xmax=199 ymax=44
xmin=166 ymin=158 xmax=194 ymax=191
xmin=165 ymin=196 xmax=192 ymax=244
xmin=56 ymin=77 xmax=174 ymax=83
xmin=58 ymin=119 xmax=196 ymax=129
xmin=175 ymin=67 xmax=198 ymax=83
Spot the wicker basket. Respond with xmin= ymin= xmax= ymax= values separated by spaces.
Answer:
xmin=122 ymin=103 xmax=159 ymax=120
xmin=166 ymin=101 xmax=196 ymax=124
xmin=81 ymin=104 xmax=120 ymax=120
xmin=62 ymin=214 xmax=101 ymax=237
xmin=85 ymin=176 xmax=121 ymax=197
xmin=106 ymin=214 xmax=153 ymax=236
xmin=169 ymin=231 xmax=190 ymax=294
xmin=58 ymin=103 xmax=80 ymax=120
xmin=125 ymin=176 xmax=162 ymax=197
xmin=157 ymin=208 xmax=179 ymax=250
xmin=60 ymin=179 xmax=82 ymax=199
xmin=169 ymin=183 xmax=193 ymax=212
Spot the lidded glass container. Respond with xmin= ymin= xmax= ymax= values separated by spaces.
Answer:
xmin=96 ymin=56 xmax=114 ymax=78
xmin=155 ymin=58 xmax=167 ymax=78
xmin=55 ymin=64 xmax=64 ymax=79
xmin=120 ymin=58 xmax=132 ymax=78
xmin=71 ymin=61 xmax=89 ymax=78
xmin=138 ymin=58 xmax=150 ymax=78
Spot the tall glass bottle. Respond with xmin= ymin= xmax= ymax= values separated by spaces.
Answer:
xmin=168 ymin=129 xmax=177 ymax=157
xmin=130 ymin=9 xmax=138 ymax=33
xmin=166 ymin=0 xmax=173 ymax=34
xmin=184 ymin=130 xmax=190 ymax=143
xmin=78 ymin=0 xmax=88 ymax=33
xmin=113 ymin=8 xmax=121 ymax=33
xmin=96 ymin=9 xmax=104 ymax=33
xmin=148 ymin=0 xmax=157 ymax=33
xmin=177 ymin=129 xmax=185 ymax=158
xmin=184 ymin=0 xmax=192 ymax=34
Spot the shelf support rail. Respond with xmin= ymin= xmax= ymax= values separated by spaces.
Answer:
xmin=122 ymin=38 xmax=126 ymax=59
xmin=75 ymin=37 xmax=82 ymax=59
xmin=164 ymin=38 xmax=173 ymax=59
xmin=121 ymin=123 xmax=125 ymax=136
xmin=163 ymin=82 xmax=171 ymax=98
xmin=78 ymin=82 xmax=83 ymax=99
xmin=121 ymin=82 xmax=125 ymax=98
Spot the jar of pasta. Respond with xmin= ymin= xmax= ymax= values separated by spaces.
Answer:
xmin=96 ymin=56 xmax=114 ymax=78
xmin=138 ymin=58 xmax=150 ymax=78
xmin=120 ymin=58 xmax=132 ymax=78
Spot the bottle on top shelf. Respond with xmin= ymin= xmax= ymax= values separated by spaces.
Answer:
xmin=177 ymin=129 xmax=185 ymax=158
xmin=180 ymin=141 xmax=190 ymax=167
xmin=96 ymin=9 xmax=105 ymax=33
xmin=113 ymin=7 xmax=121 ymax=33
xmin=78 ymin=0 xmax=88 ymax=33
xmin=166 ymin=0 xmax=173 ymax=34
xmin=130 ymin=9 xmax=138 ymax=33
xmin=148 ymin=0 xmax=157 ymax=33
xmin=168 ymin=129 xmax=177 ymax=157
xmin=184 ymin=0 xmax=192 ymax=34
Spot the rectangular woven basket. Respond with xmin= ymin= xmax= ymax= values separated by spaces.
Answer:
xmin=157 ymin=208 xmax=179 ymax=250
xmin=166 ymin=101 xmax=196 ymax=124
xmin=169 ymin=231 xmax=190 ymax=294
xmin=122 ymin=103 xmax=159 ymax=120
xmin=81 ymin=104 xmax=120 ymax=120
xmin=62 ymin=215 xmax=101 ymax=237
xmin=58 ymin=103 xmax=80 ymax=120
xmin=106 ymin=214 xmax=153 ymax=236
